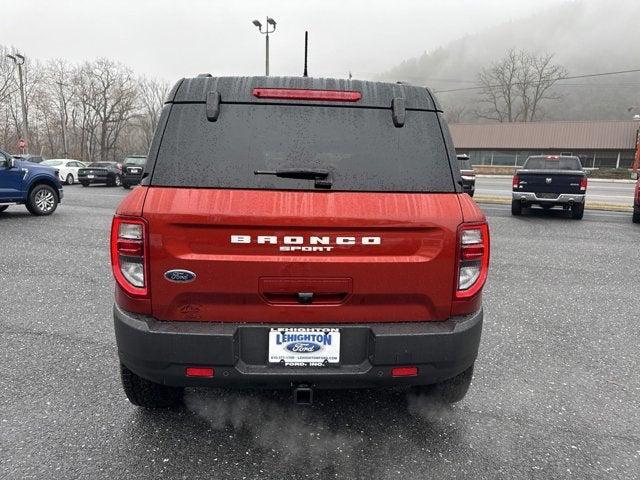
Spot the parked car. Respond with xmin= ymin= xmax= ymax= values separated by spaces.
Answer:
xmin=0 ymin=149 xmax=63 ymax=215
xmin=111 ymin=76 xmax=490 ymax=408
xmin=78 ymin=162 xmax=123 ymax=187
xmin=13 ymin=154 xmax=45 ymax=164
xmin=512 ymin=155 xmax=587 ymax=219
xmin=121 ymin=155 xmax=146 ymax=189
xmin=457 ymin=154 xmax=476 ymax=196
xmin=633 ymin=177 xmax=639 ymax=223
xmin=41 ymin=159 xmax=88 ymax=185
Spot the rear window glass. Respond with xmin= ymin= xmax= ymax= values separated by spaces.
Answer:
xmin=151 ymin=104 xmax=455 ymax=192
xmin=89 ymin=162 xmax=112 ymax=167
xmin=42 ymin=160 xmax=63 ymax=166
xmin=124 ymin=157 xmax=146 ymax=166
xmin=524 ymin=157 xmax=582 ymax=170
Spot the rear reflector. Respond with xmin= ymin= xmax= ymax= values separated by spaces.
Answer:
xmin=391 ymin=366 xmax=418 ymax=377
xmin=252 ymin=88 xmax=362 ymax=102
xmin=185 ymin=367 xmax=215 ymax=378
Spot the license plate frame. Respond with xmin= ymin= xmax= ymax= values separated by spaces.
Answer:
xmin=87 ymin=174 xmax=95 ymax=179
xmin=268 ymin=327 xmax=340 ymax=367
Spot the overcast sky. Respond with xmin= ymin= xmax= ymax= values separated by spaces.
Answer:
xmin=2 ymin=0 xmax=564 ymax=81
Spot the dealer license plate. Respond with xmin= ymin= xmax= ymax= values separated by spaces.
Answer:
xmin=268 ymin=328 xmax=340 ymax=366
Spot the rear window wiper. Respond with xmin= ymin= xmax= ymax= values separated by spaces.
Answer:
xmin=254 ymin=168 xmax=332 ymax=189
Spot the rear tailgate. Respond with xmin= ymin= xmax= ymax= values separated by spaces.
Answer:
xmin=144 ymin=188 xmax=463 ymax=323
xmin=518 ymin=170 xmax=584 ymax=195
xmin=79 ymin=167 xmax=109 ymax=178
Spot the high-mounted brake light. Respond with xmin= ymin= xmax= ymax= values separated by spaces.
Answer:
xmin=580 ymin=177 xmax=588 ymax=191
xmin=111 ymin=216 xmax=149 ymax=298
xmin=512 ymin=175 xmax=520 ymax=189
xmin=455 ymin=223 xmax=490 ymax=299
xmin=252 ymin=88 xmax=362 ymax=102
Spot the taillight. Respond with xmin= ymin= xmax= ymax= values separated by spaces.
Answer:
xmin=512 ymin=175 xmax=520 ymax=189
xmin=580 ymin=177 xmax=587 ymax=191
xmin=455 ymin=223 xmax=490 ymax=299
xmin=252 ymin=88 xmax=362 ymax=102
xmin=110 ymin=216 xmax=148 ymax=298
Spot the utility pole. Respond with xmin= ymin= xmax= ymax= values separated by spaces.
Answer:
xmin=252 ymin=17 xmax=277 ymax=76
xmin=6 ymin=53 xmax=29 ymax=152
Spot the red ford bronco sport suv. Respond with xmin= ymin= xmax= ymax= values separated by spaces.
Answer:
xmin=111 ymin=76 xmax=490 ymax=408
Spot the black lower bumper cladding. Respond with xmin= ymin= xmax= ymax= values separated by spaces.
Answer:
xmin=114 ymin=304 xmax=483 ymax=389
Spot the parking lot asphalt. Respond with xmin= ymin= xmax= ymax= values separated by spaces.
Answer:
xmin=1 ymin=186 xmax=638 ymax=480
xmin=476 ymin=176 xmax=636 ymax=206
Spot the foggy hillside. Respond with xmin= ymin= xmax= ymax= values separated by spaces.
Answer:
xmin=379 ymin=0 xmax=640 ymax=123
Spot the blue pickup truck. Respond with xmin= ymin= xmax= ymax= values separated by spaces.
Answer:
xmin=0 ymin=149 xmax=63 ymax=215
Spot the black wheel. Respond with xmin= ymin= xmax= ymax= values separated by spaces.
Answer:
xmin=120 ymin=363 xmax=184 ymax=409
xmin=65 ymin=174 xmax=74 ymax=185
xmin=26 ymin=184 xmax=58 ymax=216
xmin=81 ymin=181 xmax=89 ymax=187
xmin=633 ymin=207 xmax=640 ymax=224
xmin=412 ymin=364 xmax=474 ymax=404
xmin=122 ymin=183 xmax=131 ymax=190
xmin=511 ymin=200 xmax=522 ymax=216
xmin=110 ymin=175 xmax=122 ymax=187
xmin=571 ymin=202 xmax=584 ymax=220
xmin=0 ymin=205 xmax=8 ymax=213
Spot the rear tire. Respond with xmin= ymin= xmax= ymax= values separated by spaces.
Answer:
xmin=81 ymin=181 xmax=89 ymax=187
xmin=120 ymin=363 xmax=184 ymax=409
xmin=0 ymin=205 xmax=8 ymax=213
xmin=26 ymin=184 xmax=58 ymax=216
xmin=511 ymin=200 xmax=522 ymax=216
xmin=571 ymin=202 xmax=584 ymax=220
xmin=412 ymin=364 xmax=474 ymax=404
xmin=65 ymin=174 xmax=74 ymax=185
xmin=633 ymin=207 xmax=640 ymax=224
xmin=122 ymin=183 xmax=131 ymax=190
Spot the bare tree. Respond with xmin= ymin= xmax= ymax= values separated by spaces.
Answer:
xmin=137 ymin=77 xmax=170 ymax=150
xmin=83 ymin=59 xmax=139 ymax=161
xmin=475 ymin=49 xmax=567 ymax=123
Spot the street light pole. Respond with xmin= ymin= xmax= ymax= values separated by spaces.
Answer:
xmin=6 ymin=53 xmax=29 ymax=153
xmin=252 ymin=17 xmax=277 ymax=76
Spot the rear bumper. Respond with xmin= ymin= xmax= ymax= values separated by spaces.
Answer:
xmin=78 ymin=175 xmax=109 ymax=183
xmin=122 ymin=173 xmax=142 ymax=185
xmin=513 ymin=191 xmax=585 ymax=204
xmin=114 ymin=304 xmax=483 ymax=389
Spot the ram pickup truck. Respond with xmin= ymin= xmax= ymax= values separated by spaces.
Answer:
xmin=0 ymin=148 xmax=63 ymax=215
xmin=512 ymin=155 xmax=587 ymax=219
xmin=457 ymin=154 xmax=476 ymax=196
xmin=111 ymin=76 xmax=490 ymax=408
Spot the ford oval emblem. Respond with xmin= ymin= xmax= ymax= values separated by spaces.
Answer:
xmin=285 ymin=342 xmax=323 ymax=353
xmin=164 ymin=269 xmax=196 ymax=283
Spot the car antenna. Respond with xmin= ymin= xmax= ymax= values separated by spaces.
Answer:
xmin=303 ymin=31 xmax=309 ymax=77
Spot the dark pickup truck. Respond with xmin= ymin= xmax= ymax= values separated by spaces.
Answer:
xmin=512 ymin=155 xmax=587 ymax=220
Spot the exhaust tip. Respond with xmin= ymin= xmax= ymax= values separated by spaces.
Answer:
xmin=293 ymin=385 xmax=314 ymax=406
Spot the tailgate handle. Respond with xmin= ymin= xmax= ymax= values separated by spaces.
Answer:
xmin=297 ymin=292 xmax=314 ymax=304
xmin=263 ymin=291 xmax=349 ymax=305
